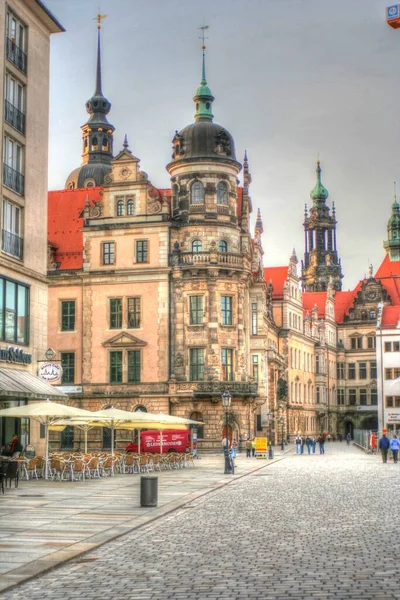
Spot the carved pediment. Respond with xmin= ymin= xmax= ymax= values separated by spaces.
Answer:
xmin=102 ymin=331 xmax=147 ymax=348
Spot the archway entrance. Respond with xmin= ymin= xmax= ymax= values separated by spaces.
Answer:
xmin=345 ymin=421 xmax=354 ymax=438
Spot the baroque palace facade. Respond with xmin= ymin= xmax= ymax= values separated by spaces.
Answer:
xmin=46 ymin=27 xmax=400 ymax=452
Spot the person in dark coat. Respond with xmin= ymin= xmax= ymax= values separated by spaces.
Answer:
xmin=318 ymin=434 xmax=326 ymax=455
xmin=379 ymin=431 xmax=390 ymax=463
xmin=2 ymin=435 xmax=23 ymax=457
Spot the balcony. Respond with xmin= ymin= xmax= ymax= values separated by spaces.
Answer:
xmin=191 ymin=381 xmax=258 ymax=397
xmin=6 ymin=38 xmax=27 ymax=74
xmin=5 ymin=100 xmax=25 ymax=134
xmin=3 ymin=163 xmax=24 ymax=196
xmin=1 ymin=229 xmax=23 ymax=260
xmin=176 ymin=251 xmax=243 ymax=267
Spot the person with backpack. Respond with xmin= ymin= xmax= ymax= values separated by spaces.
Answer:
xmin=379 ymin=431 xmax=390 ymax=463
xmin=390 ymin=434 xmax=400 ymax=463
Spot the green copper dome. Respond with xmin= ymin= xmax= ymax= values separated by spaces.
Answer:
xmin=310 ymin=160 xmax=329 ymax=201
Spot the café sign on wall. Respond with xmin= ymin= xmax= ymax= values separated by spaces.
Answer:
xmin=38 ymin=363 xmax=63 ymax=382
xmin=0 ymin=346 xmax=32 ymax=365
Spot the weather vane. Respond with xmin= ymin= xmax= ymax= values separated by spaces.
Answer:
xmin=199 ymin=24 xmax=209 ymax=50
xmin=95 ymin=13 xmax=107 ymax=29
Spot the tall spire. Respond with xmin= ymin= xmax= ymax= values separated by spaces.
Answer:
xmin=95 ymin=16 xmax=105 ymax=95
xmin=194 ymin=25 xmax=214 ymax=122
xmin=310 ymin=159 xmax=329 ymax=202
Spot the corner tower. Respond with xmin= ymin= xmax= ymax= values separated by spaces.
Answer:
xmin=301 ymin=160 xmax=343 ymax=291
xmin=65 ymin=15 xmax=115 ymax=189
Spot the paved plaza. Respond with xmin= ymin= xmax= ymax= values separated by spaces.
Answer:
xmin=3 ymin=444 xmax=400 ymax=599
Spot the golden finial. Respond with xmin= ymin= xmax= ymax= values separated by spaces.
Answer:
xmin=95 ymin=13 xmax=107 ymax=29
xmin=316 ymin=152 xmax=320 ymax=166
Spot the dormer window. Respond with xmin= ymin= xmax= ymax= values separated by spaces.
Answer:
xmin=192 ymin=240 xmax=202 ymax=252
xmin=217 ymin=181 xmax=228 ymax=204
xmin=190 ymin=181 xmax=204 ymax=205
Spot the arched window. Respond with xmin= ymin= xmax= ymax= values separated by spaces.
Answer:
xmin=117 ymin=199 xmax=125 ymax=216
xmin=192 ymin=240 xmax=202 ymax=252
xmin=190 ymin=181 xmax=204 ymax=204
xmin=92 ymin=136 xmax=98 ymax=149
xmin=102 ymin=136 xmax=108 ymax=150
xmin=217 ymin=181 xmax=228 ymax=204
xmin=134 ymin=405 xmax=147 ymax=413
xmin=219 ymin=240 xmax=228 ymax=253
xmin=84 ymin=179 xmax=95 ymax=188
xmin=190 ymin=412 xmax=204 ymax=439
xmin=127 ymin=198 xmax=134 ymax=216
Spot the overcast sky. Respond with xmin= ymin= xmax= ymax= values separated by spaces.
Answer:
xmin=46 ymin=0 xmax=399 ymax=289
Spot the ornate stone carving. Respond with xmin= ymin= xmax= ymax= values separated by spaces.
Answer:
xmin=103 ymin=174 xmax=113 ymax=184
xmin=90 ymin=201 xmax=103 ymax=218
xmin=120 ymin=167 xmax=132 ymax=180
xmin=175 ymin=353 xmax=184 ymax=367
xmin=214 ymin=130 xmax=231 ymax=156
xmin=171 ymin=131 xmax=185 ymax=159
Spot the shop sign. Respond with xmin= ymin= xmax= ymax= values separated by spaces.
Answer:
xmin=54 ymin=385 xmax=82 ymax=394
xmin=38 ymin=362 xmax=63 ymax=382
xmin=255 ymin=437 xmax=268 ymax=457
xmin=0 ymin=346 xmax=32 ymax=365
xmin=387 ymin=412 xmax=400 ymax=423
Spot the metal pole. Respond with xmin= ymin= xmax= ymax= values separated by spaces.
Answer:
xmin=281 ymin=419 xmax=284 ymax=451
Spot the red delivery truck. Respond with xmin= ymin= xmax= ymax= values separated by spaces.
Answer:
xmin=125 ymin=429 xmax=191 ymax=454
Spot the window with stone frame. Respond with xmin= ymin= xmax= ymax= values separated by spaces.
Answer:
xmin=189 ymin=348 xmax=205 ymax=381
xmin=316 ymin=386 xmax=320 ymax=403
xmin=135 ymin=239 xmax=148 ymax=263
xmin=371 ymin=389 xmax=378 ymax=405
xmin=385 ymin=368 xmax=400 ymax=380
xmin=116 ymin=198 xmax=125 ymax=216
xmin=385 ymin=341 xmax=400 ymax=352
xmin=252 ymin=355 xmax=259 ymax=381
xmin=61 ymin=352 xmax=75 ymax=384
xmin=219 ymin=240 xmax=228 ymax=253
xmin=370 ymin=361 xmax=377 ymax=379
xmin=367 ymin=336 xmax=376 ymax=349
xmin=221 ymin=296 xmax=233 ymax=326
xmin=350 ymin=336 xmax=363 ymax=350
xmin=102 ymin=241 xmax=115 ymax=265
xmin=251 ymin=302 xmax=258 ymax=335
xmin=348 ymin=389 xmax=357 ymax=405
xmin=189 ymin=295 xmax=204 ymax=325
xmin=127 ymin=297 xmax=141 ymax=328
xmin=337 ymin=362 xmax=345 ymax=380
xmin=109 ymin=298 xmax=122 ymax=329
xmin=1 ymin=277 xmax=28 ymax=343
xmin=61 ymin=300 xmax=75 ymax=332
xmin=359 ymin=362 xmax=367 ymax=379
xmin=127 ymin=198 xmax=134 ymax=216
xmin=348 ymin=363 xmax=356 ymax=380
xmin=221 ymin=348 xmax=234 ymax=381
xmin=127 ymin=350 xmax=141 ymax=383
xmin=191 ymin=239 xmax=202 ymax=252
xmin=359 ymin=389 xmax=367 ymax=405
xmin=337 ymin=389 xmax=345 ymax=406
xmin=109 ymin=351 xmax=123 ymax=383
xmin=217 ymin=181 xmax=228 ymax=204
xmin=190 ymin=181 xmax=205 ymax=204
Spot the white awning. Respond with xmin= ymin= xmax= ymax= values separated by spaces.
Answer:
xmin=0 ymin=368 xmax=68 ymax=400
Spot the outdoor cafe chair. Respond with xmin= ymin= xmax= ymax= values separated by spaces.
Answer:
xmin=100 ymin=456 xmax=114 ymax=477
xmin=85 ymin=456 xmax=100 ymax=479
xmin=185 ymin=452 xmax=195 ymax=468
xmin=50 ymin=458 xmax=70 ymax=481
xmin=139 ymin=454 xmax=153 ymax=473
xmin=3 ymin=461 xmax=19 ymax=488
xmin=70 ymin=459 xmax=85 ymax=481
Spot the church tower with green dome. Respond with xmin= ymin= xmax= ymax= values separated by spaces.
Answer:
xmin=166 ymin=37 xmax=261 ymax=420
xmin=301 ymin=160 xmax=343 ymax=291
xmin=383 ymin=196 xmax=400 ymax=261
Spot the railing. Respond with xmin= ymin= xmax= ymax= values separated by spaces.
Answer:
xmin=193 ymin=381 xmax=258 ymax=396
xmin=3 ymin=163 xmax=24 ymax=195
xmin=178 ymin=251 xmax=243 ymax=266
xmin=6 ymin=38 xmax=27 ymax=74
xmin=1 ymin=229 xmax=23 ymax=259
xmin=4 ymin=100 xmax=25 ymax=134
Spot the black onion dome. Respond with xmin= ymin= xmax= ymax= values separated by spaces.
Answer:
xmin=169 ymin=121 xmax=240 ymax=167
xmin=65 ymin=163 xmax=111 ymax=189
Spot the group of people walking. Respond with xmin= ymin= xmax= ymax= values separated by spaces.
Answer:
xmin=378 ymin=431 xmax=400 ymax=463
xmin=295 ymin=435 xmax=327 ymax=455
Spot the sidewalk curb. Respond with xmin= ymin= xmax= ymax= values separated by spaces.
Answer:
xmin=0 ymin=452 xmax=289 ymax=595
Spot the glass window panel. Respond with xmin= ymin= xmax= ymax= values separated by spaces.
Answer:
xmin=0 ymin=279 xmax=3 ymax=340
xmin=61 ymin=353 xmax=75 ymax=384
xmin=127 ymin=297 xmax=141 ymax=328
xmin=110 ymin=298 xmax=122 ymax=329
xmin=17 ymin=284 xmax=27 ymax=343
xmin=110 ymin=351 xmax=123 ymax=383
xmin=5 ymin=280 xmax=16 ymax=341
xmin=128 ymin=350 xmax=141 ymax=383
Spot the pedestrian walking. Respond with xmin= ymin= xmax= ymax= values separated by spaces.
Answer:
xmin=295 ymin=435 xmax=302 ymax=455
xmin=245 ymin=438 xmax=252 ymax=458
xmin=338 ymin=433 xmax=343 ymax=442
xmin=251 ymin=438 xmax=256 ymax=457
xmin=318 ymin=435 xmax=325 ymax=455
xmin=305 ymin=436 xmax=312 ymax=455
xmin=301 ymin=436 xmax=305 ymax=455
xmin=390 ymin=434 xmax=400 ymax=463
xmin=346 ymin=433 xmax=351 ymax=446
xmin=379 ymin=431 xmax=390 ymax=463
xmin=231 ymin=439 xmax=238 ymax=462
xmin=312 ymin=436 xmax=317 ymax=454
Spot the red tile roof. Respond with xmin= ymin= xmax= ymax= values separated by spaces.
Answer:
xmin=303 ymin=292 xmax=327 ymax=318
xmin=48 ymin=187 xmax=103 ymax=270
xmin=334 ymin=285 xmax=361 ymax=324
xmin=375 ymin=254 xmax=400 ymax=278
xmin=381 ymin=306 xmax=400 ymax=327
xmin=264 ymin=266 xmax=289 ymax=298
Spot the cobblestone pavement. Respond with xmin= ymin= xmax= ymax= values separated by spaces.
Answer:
xmin=4 ymin=444 xmax=400 ymax=600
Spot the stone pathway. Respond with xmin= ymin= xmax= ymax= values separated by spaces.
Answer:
xmin=0 ymin=451 xmax=282 ymax=594
xmin=3 ymin=443 xmax=400 ymax=599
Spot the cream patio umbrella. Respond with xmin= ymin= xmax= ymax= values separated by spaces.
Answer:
xmin=0 ymin=400 xmax=97 ymax=478
xmin=49 ymin=417 xmax=108 ymax=454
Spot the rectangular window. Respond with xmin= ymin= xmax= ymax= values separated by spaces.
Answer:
xmin=350 ymin=336 xmax=362 ymax=350
xmin=2 ymin=200 xmax=23 ymax=259
xmin=385 ymin=368 xmax=400 ymax=380
xmin=360 ymin=389 xmax=367 ymax=405
xmin=127 ymin=350 xmax=141 ymax=383
xmin=349 ymin=389 xmax=357 ymax=406
xmin=348 ymin=363 xmax=356 ymax=380
xmin=221 ymin=296 xmax=232 ymax=325
xmin=61 ymin=353 xmax=75 ymax=384
xmin=109 ymin=351 xmax=123 ymax=383
xmin=0 ymin=277 xmax=28 ymax=343
xmin=252 ymin=355 xmax=259 ymax=381
xmin=251 ymin=302 xmax=258 ymax=335
xmin=190 ymin=296 xmax=204 ymax=325
xmin=385 ymin=342 xmax=392 ymax=352
xmin=256 ymin=414 xmax=262 ymax=432
xmin=61 ymin=301 xmax=75 ymax=332
xmin=190 ymin=348 xmax=204 ymax=381
xmin=359 ymin=362 xmax=367 ymax=379
xmin=337 ymin=389 xmax=345 ymax=406
xmin=3 ymin=135 xmax=24 ymax=195
xmin=221 ymin=348 xmax=234 ymax=381
xmin=136 ymin=240 xmax=148 ymax=263
xmin=109 ymin=298 xmax=122 ymax=329
xmin=371 ymin=389 xmax=378 ymax=405
xmin=102 ymin=242 xmax=115 ymax=265
xmin=394 ymin=341 xmax=400 ymax=352
xmin=316 ymin=386 xmax=320 ymax=404
xmin=337 ymin=362 xmax=345 ymax=380
xmin=6 ymin=12 xmax=27 ymax=74
xmin=4 ymin=72 xmax=25 ymax=133
xmin=370 ymin=361 xmax=377 ymax=379
xmin=367 ymin=336 xmax=376 ymax=349
xmin=127 ymin=297 xmax=141 ymax=328
xmin=386 ymin=396 xmax=394 ymax=408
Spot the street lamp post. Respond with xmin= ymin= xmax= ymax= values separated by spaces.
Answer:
xmin=221 ymin=391 xmax=233 ymax=474
xmin=280 ymin=416 xmax=285 ymax=451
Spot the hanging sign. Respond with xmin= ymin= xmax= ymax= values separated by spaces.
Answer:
xmin=38 ymin=363 xmax=63 ymax=382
